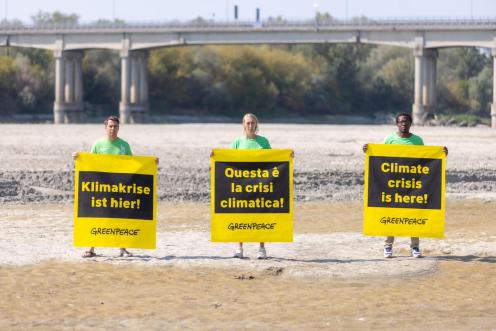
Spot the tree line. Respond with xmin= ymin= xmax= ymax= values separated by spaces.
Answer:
xmin=0 ymin=12 xmax=493 ymax=122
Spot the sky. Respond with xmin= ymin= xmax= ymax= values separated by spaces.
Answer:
xmin=2 ymin=0 xmax=496 ymax=23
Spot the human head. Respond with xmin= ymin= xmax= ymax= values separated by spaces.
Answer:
xmin=242 ymin=113 xmax=258 ymax=138
xmin=395 ymin=112 xmax=412 ymax=135
xmin=104 ymin=115 xmax=120 ymax=140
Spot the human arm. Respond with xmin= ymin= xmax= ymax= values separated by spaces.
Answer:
xmin=125 ymin=142 xmax=132 ymax=156
xmin=264 ymin=138 xmax=272 ymax=149
xmin=230 ymin=138 xmax=239 ymax=149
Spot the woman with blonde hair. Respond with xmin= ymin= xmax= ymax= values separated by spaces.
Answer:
xmin=230 ymin=113 xmax=271 ymax=259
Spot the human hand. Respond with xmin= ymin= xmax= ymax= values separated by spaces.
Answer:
xmin=443 ymin=146 xmax=448 ymax=156
xmin=72 ymin=152 xmax=79 ymax=161
xmin=362 ymin=144 xmax=368 ymax=153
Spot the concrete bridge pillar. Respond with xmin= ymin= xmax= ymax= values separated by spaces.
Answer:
xmin=53 ymin=51 xmax=84 ymax=123
xmin=139 ymin=54 xmax=149 ymax=105
xmin=422 ymin=49 xmax=438 ymax=117
xmin=491 ymin=48 xmax=496 ymax=129
xmin=119 ymin=50 xmax=149 ymax=123
xmin=119 ymin=49 xmax=131 ymax=123
xmin=430 ymin=50 xmax=438 ymax=114
xmin=412 ymin=48 xmax=426 ymax=125
xmin=53 ymin=50 xmax=65 ymax=124
xmin=130 ymin=56 xmax=139 ymax=104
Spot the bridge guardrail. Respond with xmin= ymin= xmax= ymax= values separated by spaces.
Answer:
xmin=0 ymin=18 xmax=496 ymax=33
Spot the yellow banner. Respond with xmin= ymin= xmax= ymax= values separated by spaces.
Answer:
xmin=364 ymin=144 xmax=445 ymax=238
xmin=74 ymin=153 xmax=157 ymax=249
xmin=211 ymin=149 xmax=293 ymax=242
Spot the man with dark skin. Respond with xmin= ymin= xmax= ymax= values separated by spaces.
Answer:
xmin=363 ymin=113 xmax=448 ymax=258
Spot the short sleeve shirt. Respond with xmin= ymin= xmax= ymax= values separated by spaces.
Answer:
xmin=230 ymin=135 xmax=271 ymax=150
xmin=90 ymin=137 xmax=132 ymax=155
xmin=383 ymin=132 xmax=424 ymax=146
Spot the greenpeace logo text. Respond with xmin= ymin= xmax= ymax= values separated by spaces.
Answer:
xmin=90 ymin=227 xmax=141 ymax=236
xmin=380 ymin=217 xmax=427 ymax=225
xmin=228 ymin=223 xmax=276 ymax=231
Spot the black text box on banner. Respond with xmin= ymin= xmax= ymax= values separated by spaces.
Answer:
xmin=215 ymin=161 xmax=289 ymax=213
xmin=78 ymin=171 xmax=154 ymax=220
xmin=368 ymin=156 xmax=442 ymax=209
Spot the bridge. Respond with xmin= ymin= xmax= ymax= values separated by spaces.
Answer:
xmin=1 ymin=18 xmax=495 ymax=126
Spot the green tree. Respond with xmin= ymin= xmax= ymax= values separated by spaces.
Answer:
xmin=31 ymin=11 xmax=79 ymax=26
xmin=82 ymin=50 xmax=120 ymax=116
xmin=467 ymin=66 xmax=493 ymax=113
xmin=437 ymin=47 xmax=492 ymax=114
xmin=0 ymin=56 xmax=20 ymax=114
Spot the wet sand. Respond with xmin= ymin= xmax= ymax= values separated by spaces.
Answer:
xmin=1 ymin=260 xmax=495 ymax=330
xmin=1 ymin=201 xmax=496 ymax=330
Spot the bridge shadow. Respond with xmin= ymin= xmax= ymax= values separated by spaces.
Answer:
xmin=427 ymin=255 xmax=496 ymax=264
xmin=102 ymin=254 xmax=388 ymax=263
xmin=104 ymin=254 xmax=235 ymax=261
xmin=266 ymin=256 xmax=385 ymax=264
xmin=120 ymin=254 xmax=389 ymax=264
xmin=102 ymin=254 xmax=496 ymax=265
xmin=158 ymin=255 xmax=237 ymax=261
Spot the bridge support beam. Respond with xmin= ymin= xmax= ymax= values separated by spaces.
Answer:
xmin=422 ymin=49 xmax=438 ymax=117
xmin=119 ymin=50 xmax=149 ymax=123
xmin=491 ymin=48 xmax=496 ymax=129
xmin=412 ymin=48 xmax=426 ymax=125
xmin=53 ymin=51 xmax=84 ymax=124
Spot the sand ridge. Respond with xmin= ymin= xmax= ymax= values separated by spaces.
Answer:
xmin=1 ymin=124 xmax=496 ymax=202
xmin=1 ymin=201 xmax=495 ymax=279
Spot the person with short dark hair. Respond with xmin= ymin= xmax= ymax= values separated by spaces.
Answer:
xmin=363 ymin=113 xmax=448 ymax=258
xmin=104 ymin=115 xmax=120 ymax=126
xmin=73 ymin=116 xmax=133 ymax=258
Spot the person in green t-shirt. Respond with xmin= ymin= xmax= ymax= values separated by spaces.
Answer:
xmin=232 ymin=113 xmax=271 ymax=259
xmin=73 ymin=116 xmax=133 ymax=258
xmin=363 ymin=113 xmax=448 ymax=258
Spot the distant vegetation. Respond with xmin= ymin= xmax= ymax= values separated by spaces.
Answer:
xmin=0 ymin=11 xmax=493 ymax=121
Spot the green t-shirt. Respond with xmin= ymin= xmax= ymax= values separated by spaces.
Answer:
xmin=230 ymin=135 xmax=271 ymax=150
xmin=90 ymin=137 xmax=132 ymax=155
xmin=383 ymin=132 xmax=424 ymax=146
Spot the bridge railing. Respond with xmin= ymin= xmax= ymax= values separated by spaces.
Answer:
xmin=0 ymin=17 xmax=496 ymax=32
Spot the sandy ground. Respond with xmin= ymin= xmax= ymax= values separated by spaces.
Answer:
xmin=1 ymin=124 xmax=496 ymax=202
xmin=1 ymin=124 xmax=496 ymax=329
xmin=1 ymin=200 xmax=496 ymax=330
